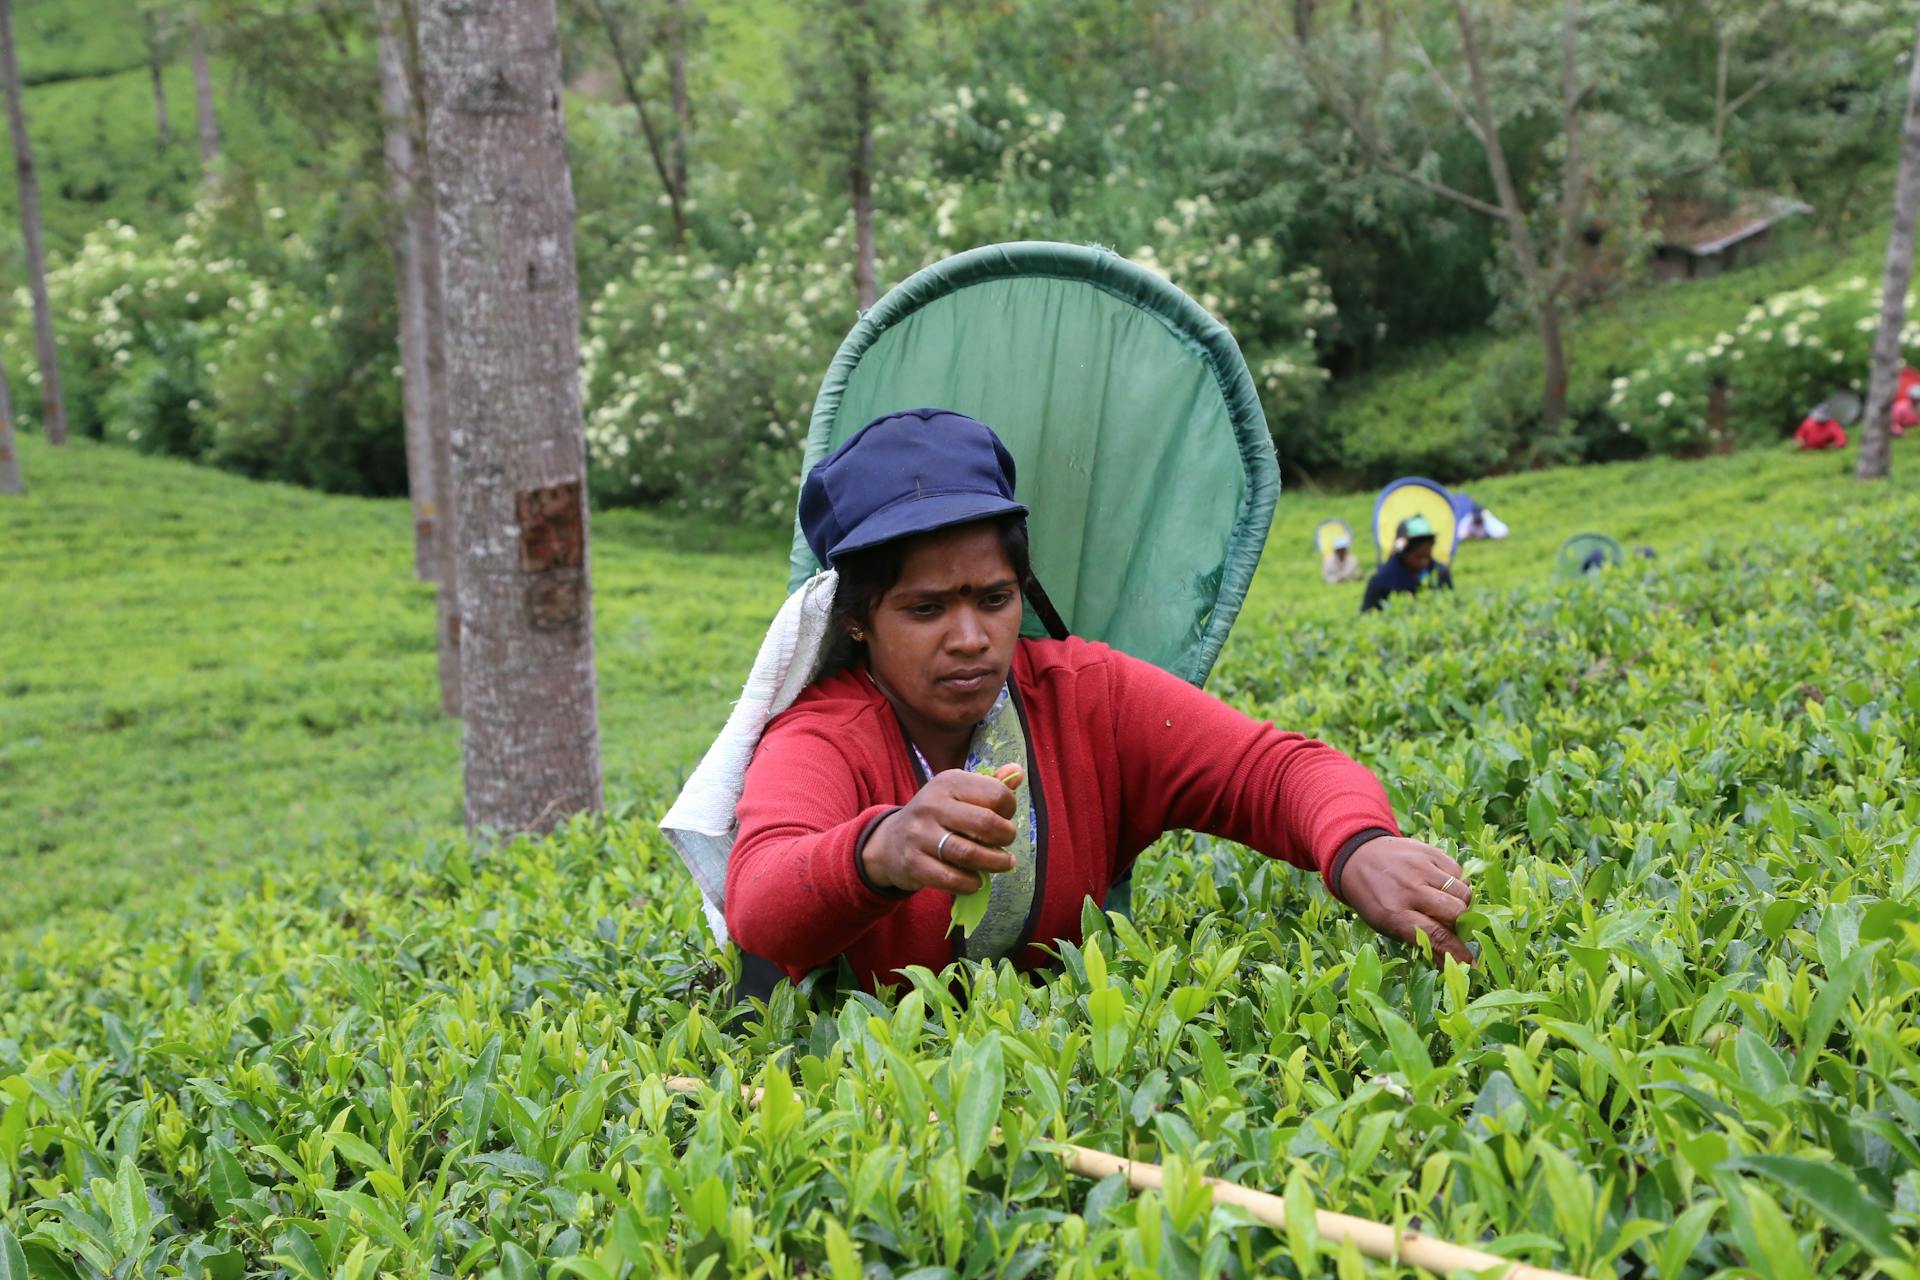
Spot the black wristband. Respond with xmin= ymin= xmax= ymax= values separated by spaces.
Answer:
xmin=1329 ymin=827 xmax=1396 ymax=904
xmin=852 ymin=807 xmax=914 ymax=900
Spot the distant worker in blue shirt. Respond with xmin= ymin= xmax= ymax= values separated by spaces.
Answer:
xmin=1361 ymin=515 xmax=1453 ymax=613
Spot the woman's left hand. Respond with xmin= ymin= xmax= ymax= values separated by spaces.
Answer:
xmin=1338 ymin=836 xmax=1474 ymax=966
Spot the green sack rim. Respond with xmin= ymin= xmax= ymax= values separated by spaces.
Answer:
xmin=1556 ymin=531 xmax=1626 ymax=579
xmin=785 ymin=240 xmax=1279 ymax=686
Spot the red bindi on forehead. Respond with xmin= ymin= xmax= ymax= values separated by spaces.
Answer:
xmin=892 ymin=575 xmax=1017 ymax=603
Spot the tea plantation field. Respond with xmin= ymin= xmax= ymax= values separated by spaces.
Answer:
xmin=4 ymin=435 xmax=1920 ymax=1276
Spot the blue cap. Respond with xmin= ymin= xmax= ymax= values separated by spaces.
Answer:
xmin=799 ymin=408 xmax=1028 ymax=566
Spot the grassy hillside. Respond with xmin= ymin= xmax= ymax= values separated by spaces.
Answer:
xmin=4 ymin=432 xmax=1915 ymax=940
xmin=11 ymin=0 xmax=145 ymax=86
xmin=3 ymin=433 xmax=1917 ymax=1277
xmin=1 ymin=439 xmax=783 ymax=936
xmin=0 ymin=60 xmax=310 ymax=256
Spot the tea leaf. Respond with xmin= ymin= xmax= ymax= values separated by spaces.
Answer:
xmin=954 ymin=1034 xmax=1004 ymax=1176
xmin=1729 ymin=1156 xmax=1904 ymax=1260
xmin=950 ymin=877 xmax=992 ymax=938
xmin=0 ymin=1224 xmax=27 ymax=1280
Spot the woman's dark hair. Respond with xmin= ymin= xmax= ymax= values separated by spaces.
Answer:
xmin=824 ymin=515 xmax=1032 ymax=669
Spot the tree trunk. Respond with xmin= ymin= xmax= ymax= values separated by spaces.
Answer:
xmin=1857 ymin=20 xmax=1920 ymax=482
xmin=1293 ymin=0 xmax=1316 ymax=43
xmin=387 ymin=0 xmax=463 ymax=714
xmin=668 ymin=0 xmax=689 ymax=202
xmin=0 ymin=0 xmax=68 ymax=446
xmin=850 ymin=47 xmax=876 ymax=311
xmin=0 ymin=344 xmax=21 ymax=494
xmin=410 ymin=11 xmax=462 ymax=718
xmin=419 ymin=0 xmax=602 ymax=832
xmin=1538 ymin=304 xmax=1569 ymax=429
xmin=144 ymin=10 xmax=172 ymax=147
xmin=423 ymin=192 xmax=462 ymax=719
xmin=1454 ymin=0 xmax=1565 ymax=428
xmin=377 ymin=0 xmax=439 ymax=582
xmin=189 ymin=15 xmax=220 ymax=166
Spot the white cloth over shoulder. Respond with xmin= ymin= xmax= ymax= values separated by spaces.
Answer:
xmin=660 ymin=569 xmax=840 ymax=944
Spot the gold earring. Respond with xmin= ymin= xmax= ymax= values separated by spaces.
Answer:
xmin=850 ymin=629 xmax=865 ymax=641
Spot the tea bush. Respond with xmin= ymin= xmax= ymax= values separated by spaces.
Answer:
xmin=5 ymin=446 xmax=1919 ymax=1277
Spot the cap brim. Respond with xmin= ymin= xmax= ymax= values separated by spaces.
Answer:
xmin=828 ymin=491 xmax=1028 ymax=563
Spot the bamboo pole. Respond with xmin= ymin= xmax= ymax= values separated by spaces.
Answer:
xmin=662 ymin=1077 xmax=1581 ymax=1280
xmin=1061 ymin=1142 xmax=1580 ymax=1280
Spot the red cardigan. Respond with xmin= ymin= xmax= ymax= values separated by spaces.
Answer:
xmin=726 ymin=637 xmax=1400 ymax=988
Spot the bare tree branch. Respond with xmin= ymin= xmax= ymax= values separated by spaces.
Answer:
xmin=1273 ymin=9 xmax=1506 ymax=219
xmin=1709 ymin=0 xmax=1794 ymax=156
xmin=1722 ymin=56 xmax=1789 ymax=120
xmin=584 ymin=0 xmax=686 ymax=244
xmin=1378 ymin=155 xmax=1507 ymax=218
xmin=1453 ymin=0 xmax=1536 ymax=277
xmin=1408 ymin=23 xmax=1485 ymax=145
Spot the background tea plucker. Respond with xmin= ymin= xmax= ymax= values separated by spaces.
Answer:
xmin=1361 ymin=514 xmax=1455 ymax=614
xmin=1322 ymin=530 xmax=1362 ymax=584
xmin=723 ymin=409 xmax=1475 ymax=992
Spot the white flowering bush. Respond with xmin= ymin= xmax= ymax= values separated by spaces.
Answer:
xmin=1723 ymin=276 xmax=1905 ymax=437
xmin=1607 ymin=342 xmax=1728 ymax=454
xmin=581 ymin=197 xmax=870 ymax=519
xmin=200 ymin=278 xmax=402 ymax=491
xmin=1130 ymin=196 xmax=1333 ymax=438
xmin=3 ymin=221 xmax=239 ymax=446
xmin=1609 ymin=276 xmax=1912 ymax=451
xmin=4 ymin=199 xmax=406 ymax=493
xmin=581 ymin=86 xmax=1335 ymax=519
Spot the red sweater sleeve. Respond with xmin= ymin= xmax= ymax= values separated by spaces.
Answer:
xmin=726 ymin=718 xmax=906 ymax=974
xmin=1105 ymin=648 xmax=1400 ymax=891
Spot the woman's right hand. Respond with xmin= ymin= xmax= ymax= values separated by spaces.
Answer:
xmin=860 ymin=767 xmax=1021 ymax=894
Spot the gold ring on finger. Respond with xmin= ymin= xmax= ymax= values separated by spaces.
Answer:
xmin=1441 ymin=875 xmax=1460 ymax=896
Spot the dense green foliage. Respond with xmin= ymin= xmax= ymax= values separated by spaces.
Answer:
xmin=1323 ymin=232 xmax=1890 ymax=483
xmin=5 ymin=436 xmax=1920 ymax=1277
xmin=4 ymin=199 xmax=412 ymax=494
xmin=5 ymin=0 xmax=1911 ymax=508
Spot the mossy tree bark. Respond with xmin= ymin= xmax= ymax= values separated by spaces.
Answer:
xmin=0 ymin=344 xmax=21 ymax=494
xmin=378 ymin=0 xmax=463 ymax=715
xmin=668 ymin=0 xmax=690 ymax=202
xmin=0 ymin=0 xmax=67 ymax=446
xmin=1857 ymin=19 xmax=1920 ymax=482
xmin=189 ymin=13 xmax=220 ymax=167
xmin=377 ymin=0 xmax=442 ymax=583
xmin=143 ymin=8 xmax=173 ymax=148
xmin=419 ymin=0 xmax=602 ymax=832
